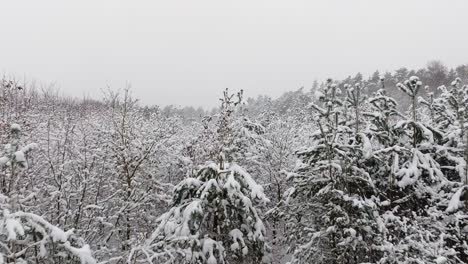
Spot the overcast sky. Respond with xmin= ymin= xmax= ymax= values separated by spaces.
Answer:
xmin=1 ymin=0 xmax=467 ymax=108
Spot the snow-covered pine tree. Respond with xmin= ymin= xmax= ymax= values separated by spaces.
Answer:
xmin=436 ymin=78 xmax=468 ymax=262
xmin=364 ymin=77 xmax=401 ymax=146
xmin=285 ymin=79 xmax=383 ymax=263
xmin=182 ymin=115 xmax=218 ymax=171
xmin=392 ymin=76 xmax=445 ymax=188
xmin=180 ymin=89 xmax=267 ymax=180
xmin=216 ymin=88 xmax=244 ymax=167
xmin=437 ymin=78 xmax=468 ymax=182
xmin=129 ymin=90 xmax=271 ymax=264
xmin=345 ymin=82 xmax=367 ymax=134
xmin=371 ymin=76 xmax=461 ymax=263
xmin=363 ymin=77 xmax=404 ymax=189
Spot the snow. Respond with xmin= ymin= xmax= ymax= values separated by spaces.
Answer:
xmin=418 ymin=122 xmax=434 ymax=143
xmin=380 ymin=200 xmax=390 ymax=206
xmin=445 ymin=155 xmax=466 ymax=183
xmin=397 ymin=148 xmax=444 ymax=188
xmin=84 ymin=205 xmax=104 ymax=210
xmin=199 ymin=179 xmax=222 ymax=200
xmin=224 ymin=172 xmax=241 ymax=195
xmin=229 ymin=229 xmax=247 ymax=254
xmin=14 ymin=151 xmax=26 ymax=163
xmin=202 ymin=238 xmax=223 ymax=264
xmin=345 ymin=228 xmax=356 ymax=237
xmin=435 ymin=256 xmax=448 ymax=264
xmin=50 ymin=225 xmax=72 ymax=242
xmin=0 ymin=157 xmax=8 ymax=167
xmin=397 ymin=83 xmax=411 ymax=94
xmin=1 ymin=209 xmax=96 ymax=263
xmin=178 ymin=177 xmax=202 ymax=190
xmin=253 ymin=217 xmax=266 ymax=241
xmin=4 ymin=74 xmax=468 ymax=264
xmin=180 ymin=201 xmax=203 ymax=236
xmin=4 ymin=214 xmax=25 ymax=240
xmin=342 ymin=193 xmax=376 ymax=209
xmin=63 ymin=243 xmax=96 ymax=264
xmin=359 ymin=133 xmax=373 ymax=159
xmin=229 ymin=163 xmax=270 ymax=203
xmin=314 ymin=90 xmax=324 ymax=100
xmin=21 ymin=143 xmax=38 ymax=153
xmin=446 ymin=186 xmax=467 ymax=213
xmin=392 ymin=151 xmax=399 ymax=174
xmin=10 ymin=123 xmax=21 ymax=132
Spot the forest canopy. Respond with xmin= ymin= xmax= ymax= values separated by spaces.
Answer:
xmin=1 ymin=61 xmax=468 ymax=263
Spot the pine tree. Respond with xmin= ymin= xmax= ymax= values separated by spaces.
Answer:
xmin=129 ymin=90 xmax=271 ymax=264
xmin=436 ymin=78 xmax=468 ymax=262
xmin=371 ymin=77 xmax=459 ymax=263
xmin=285 ymin=79 xmax=383 ymax=263
xmin=438 ymin=78 xmax=468 ymax=182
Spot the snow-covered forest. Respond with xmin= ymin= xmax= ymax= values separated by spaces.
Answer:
xmin=2 ymin=61 xmax=468 ymax=264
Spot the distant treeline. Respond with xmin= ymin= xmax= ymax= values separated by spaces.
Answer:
xmin=159 ymin=60 xmax=468 ymax=120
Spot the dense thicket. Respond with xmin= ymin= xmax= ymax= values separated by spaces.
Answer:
xmin=1 ymin=61 xmax=468 ymax=264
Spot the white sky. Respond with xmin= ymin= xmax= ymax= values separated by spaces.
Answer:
xmin=1 ymin=0 xmax=467 ymax=108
